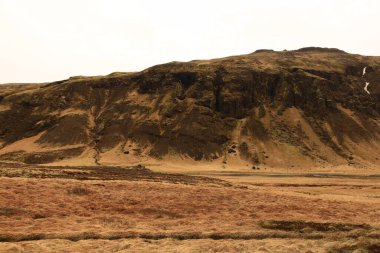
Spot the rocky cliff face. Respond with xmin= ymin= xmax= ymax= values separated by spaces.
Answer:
xmin=0 ymin=47 xmax=379 ymax=168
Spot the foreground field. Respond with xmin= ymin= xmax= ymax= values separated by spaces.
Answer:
xmin=0 ymin=164 xmax=379 ymax=252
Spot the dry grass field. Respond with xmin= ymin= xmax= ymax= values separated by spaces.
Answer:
xmin=0 ymin=163 xmax=379 ymax=252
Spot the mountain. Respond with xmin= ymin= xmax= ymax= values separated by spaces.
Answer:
xmin=0 ymin=47 xmax=379 ymax=169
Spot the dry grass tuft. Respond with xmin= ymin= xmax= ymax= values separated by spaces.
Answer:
xmin=32 ymin=213 xmax=47 ymax=219
xmin=67 ymin=186 xmax=92 ymax=195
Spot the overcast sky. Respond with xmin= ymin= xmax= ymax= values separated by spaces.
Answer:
xmin=1 ymin=0 xmax=379 ymax=83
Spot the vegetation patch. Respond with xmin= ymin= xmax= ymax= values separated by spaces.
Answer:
xmin=328 ymin=240 xmax=380 ymax=253
xmin=258 ymin=220 xmax=371 ymax=232
xmin=0 ymin=207 xmax=26 ymax=217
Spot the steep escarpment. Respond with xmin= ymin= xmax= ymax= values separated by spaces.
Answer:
xmin=0 ymin=48 xmax=379 ymax=169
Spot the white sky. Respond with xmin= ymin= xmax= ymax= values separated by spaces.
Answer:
xmin=0 ymin=0 xmax=379 ymax=83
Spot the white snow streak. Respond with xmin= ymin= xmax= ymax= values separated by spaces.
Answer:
xmin=364 ymin=82 xmax=370 ymax=94
xmin=362 ymin=66 xmax=371 ymax=95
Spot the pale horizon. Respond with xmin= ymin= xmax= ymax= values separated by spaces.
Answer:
xmin=1 ymin=0 xmax=379 ymax=84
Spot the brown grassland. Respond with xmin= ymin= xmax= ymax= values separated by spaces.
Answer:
xmin=0 ymin=164 xmax=379 ymax=252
